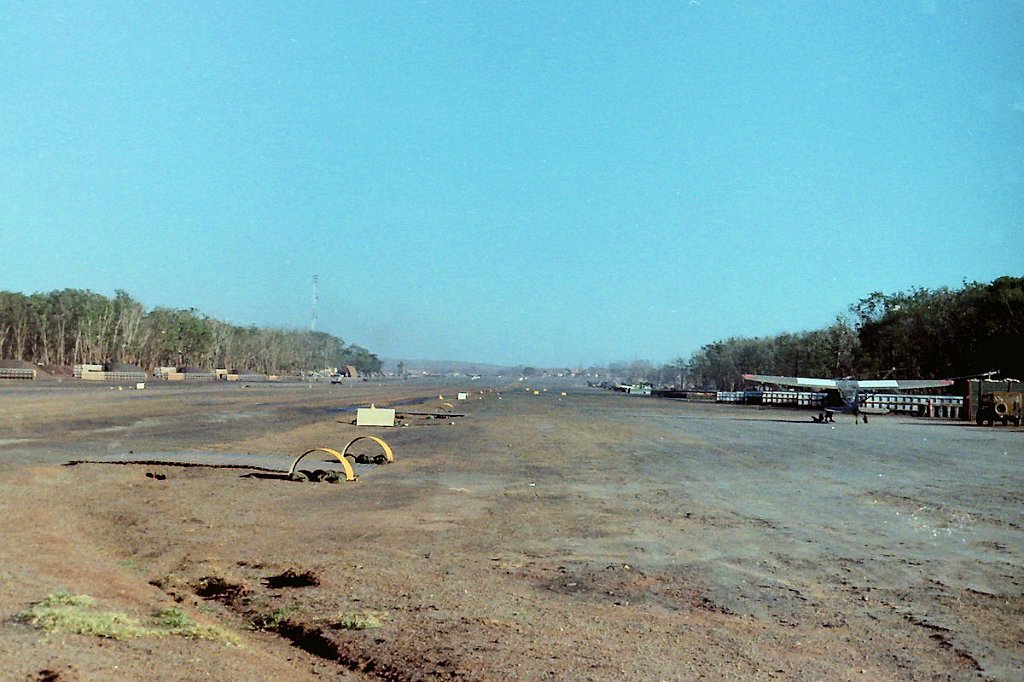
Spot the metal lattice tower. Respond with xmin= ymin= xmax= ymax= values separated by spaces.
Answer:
xmin=311 ymin=274 xmax=319 ymax=331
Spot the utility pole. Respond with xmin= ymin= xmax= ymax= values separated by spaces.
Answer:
xmin=311 ymin=274 xmax=319 ymax=332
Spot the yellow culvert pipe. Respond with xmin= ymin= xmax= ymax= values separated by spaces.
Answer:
xmin=288 ymin=447 xmax=356 ymax=481
xmin=341 ymin=435 xmax=394 ymax=463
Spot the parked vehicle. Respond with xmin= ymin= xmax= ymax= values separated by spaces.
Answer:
xmin=976 ymin=391 xmax=1023 ymax=426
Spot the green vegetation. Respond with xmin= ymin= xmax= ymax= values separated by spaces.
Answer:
xmin=156 ymin=606 xmax=242 ymax=645
xmin=0 ymin=288 xmax=381 ymax=374
xmin=628 ymin=277 xmax=1024 ymax=389
xmin=250 ymin=606 xmax=296 ymax=631
xmin=18 ymin=592 xmax=153 ymax=640
xmin=333 ymin=610 xmax=384 ymax=630
xmin=17 ymin=592 xmax=240 ymax=645
xmin=156 ymin=605 xmax=195 ymax=630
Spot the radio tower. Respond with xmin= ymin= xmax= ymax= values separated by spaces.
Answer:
xmin=310 ymin=274 xmax=319 ymax=331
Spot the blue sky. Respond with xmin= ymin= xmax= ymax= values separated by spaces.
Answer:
xmin=2 ymin=1 xmax=1022 ymax=367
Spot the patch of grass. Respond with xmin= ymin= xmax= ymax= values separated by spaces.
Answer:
xmin=38 ymin=592 xmax=93 ymax=609
xmin=334 ymin=610 xmax=384 ymax=630
xmin=157 ymin=606 xmax=195 ymax=629
xmin=251 ymin=607 xmax=295 ymax=631
xmin=18 ymin=593 xmax=240 ymax=646
xmin=154 ymin=602 xmax=196 ymax=630
xmin=18 ymin=592 xmax=154 ymax=640
xmin=157 ymin=607 xmax=241 ymax=646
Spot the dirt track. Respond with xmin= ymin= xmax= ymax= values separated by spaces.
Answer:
xmin=1 ymin=380 xmax=1021 ymax=680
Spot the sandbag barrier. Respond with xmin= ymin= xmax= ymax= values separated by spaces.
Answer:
xmin=287 ymin=437 xmax=394 ymax=483
xmin=288 ymin=448 xmax=355 ymax=482
xmin=342 ymin=435 xmax=394 ymax=464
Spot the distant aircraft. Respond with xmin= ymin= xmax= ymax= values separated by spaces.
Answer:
xmin=741 ymin=374 xmax=954 ymax=423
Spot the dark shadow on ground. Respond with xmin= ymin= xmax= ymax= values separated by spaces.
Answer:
xmin=728 ymin=417 xmax=832 ymax=424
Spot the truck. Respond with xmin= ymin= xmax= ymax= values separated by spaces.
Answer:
xmin=976 ymin=391 xmax=1023 ymax=427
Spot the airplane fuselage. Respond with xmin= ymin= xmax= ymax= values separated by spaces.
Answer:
xmin=742 ymin=373 xmax=953 ymax=425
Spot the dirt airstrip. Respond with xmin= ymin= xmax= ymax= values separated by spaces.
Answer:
xmin=0 ymin=379 xmax=1021 ymax=681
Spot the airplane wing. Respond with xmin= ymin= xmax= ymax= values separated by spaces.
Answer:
xmin=857 ymin=379 xmax=953 ymax=390
xmin=743 ymin=374 xmax=953 ymax=391
xmin=741 ymin=374 xmax=839 ymax=389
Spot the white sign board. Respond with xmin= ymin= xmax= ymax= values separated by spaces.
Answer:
xmin=356 ymin=407 xmax=395 ymax=427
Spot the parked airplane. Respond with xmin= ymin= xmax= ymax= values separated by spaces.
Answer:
xmin=741 ymin=374 xmax=954 ymax=423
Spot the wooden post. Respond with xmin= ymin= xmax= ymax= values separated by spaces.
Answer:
xmin=961 ymin=379 xmax=972 ymax=421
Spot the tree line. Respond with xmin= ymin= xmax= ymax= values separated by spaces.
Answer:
xmin=0 ymin=288 xmax=382 ymax=374
xmin=621 ymin=276 xmax=1024 ymax=390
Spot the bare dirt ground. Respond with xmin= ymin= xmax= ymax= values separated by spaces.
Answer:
xmin=0 ymin=379 xmax=1021 ymax=681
